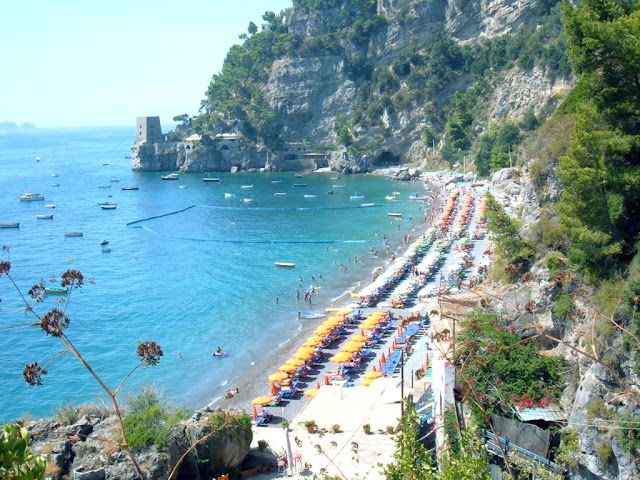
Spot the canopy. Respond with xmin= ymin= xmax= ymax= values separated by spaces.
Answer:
xmin=268 ymin=372 xmax=289 ymax=382
xmin=286 ymin=358 xmax=305 ymax=367
xmin=278 ymin=364 xmax=298 ymax=373
xmin=330 ymin=352 xmax=353 ymax=363
xmin=252 ymin=396 xmax=274 ymax=406
xmin=304 ymin=388 xmax=318 ymax=398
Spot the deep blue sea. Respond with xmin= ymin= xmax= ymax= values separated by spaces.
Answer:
xmin=0 ymin=126 xmax=426 ymax=421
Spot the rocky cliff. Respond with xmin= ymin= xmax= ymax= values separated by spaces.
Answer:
xmin=135 ymin=0 xmax=572 ymax=173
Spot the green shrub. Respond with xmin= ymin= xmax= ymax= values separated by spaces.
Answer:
xmin=0 ymin=423 xmax=47 ymax=479
xmin=596 ymin=441 xmax=614 ymax=467
xmin=55 ymin=403 xmax=80 ymax=426
xmin=543 ymin=251 xmax=568 ymax=278
xmin=616 ymin=412 xmax=640 ymax=454
xmin=586 ymin=398 xmax=613 ymax=423
xmin=554 ymin=429 xmax=580 ymax=468
xmin=553 ymin=293 xmax=575 ymax=322
xmin=123 ymin=389 xmax=189 ymax=449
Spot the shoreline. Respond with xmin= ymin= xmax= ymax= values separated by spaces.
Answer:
xmin=213 ymin=172 xmax=445 ymax=418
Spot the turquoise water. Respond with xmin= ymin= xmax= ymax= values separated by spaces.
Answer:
xmin=0 ymin=127 xmax=426 ymax=421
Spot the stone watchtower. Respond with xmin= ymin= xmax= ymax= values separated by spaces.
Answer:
xmin=135 ymin=116 xmax=163 ymax=144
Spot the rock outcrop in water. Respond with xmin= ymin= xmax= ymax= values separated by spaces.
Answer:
xmin=133 ymin=0 xmax=572 ymax=173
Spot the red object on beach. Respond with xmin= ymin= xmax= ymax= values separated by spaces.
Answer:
xmin=360 ymin=329 xmax=364 ymax=336
xmin=270 ymin=382 xmax=279 ymax=396
xmin=381 ymin=352 xmax=386 ymax=363
xmin=372 ymin=365 xmax=377 ymax=372
xmin=252 ymin=406 xmax=258 ymax=420
xmin=324 ymin=375 xmax=330 ymax=386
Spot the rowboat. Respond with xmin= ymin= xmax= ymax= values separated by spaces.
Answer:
xmin=360 ymin=203 xmax=375 ymax=207
xmin=240 ymin=185 xmax=253 ymax=189
xmin=100 ymin=204 xmax=117 ymax=210
xmin=121 ymin=186 xmax=139 ymax=191
xmin=274 ymin=192 xmax=286 ymax=196
xmin=161 ymin=173 xmax=179 ymax=180
xmin=203 ymin=178 xmax=221 ymax=182
xmin=35 ymin=214 xmax=54 ymax=220
xmin=304 ymin=194 xmax=317 ymax=199
xmin=64 ymin=232 xmax=83 ymax=237
xmin=293 ymin=183 xmax=307 ymax=187
xmin=19 ymin=193 xmax=44 ymax=201
xmin=0 ymin=222 xmax=19 ymax=229
xmin=350 ymin=195 xmax=364 ymax=201
xmin=45 ymin=287 xmax=68 ymax=296
xmin=274 ymin=262 xmax=296 ymax=268
xmin=387 ymin=213 xmax=403 ymax=218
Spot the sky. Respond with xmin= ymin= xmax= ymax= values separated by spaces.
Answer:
xmin=0 ymin=0 xmax=292 ymax=128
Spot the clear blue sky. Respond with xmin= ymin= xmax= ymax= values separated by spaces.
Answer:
xmin=0 ymin=0 xmax=292 ymax=128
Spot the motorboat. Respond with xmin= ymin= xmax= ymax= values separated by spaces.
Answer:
xmin=0 ymin=222 xmax=19 ymax=229
xmin=332 ymin=184 xmax=346 ymax=188
xmin=51 ymin=172 xmax=59 ymax=177
xmin=274 ymin=192 xmax=286 ymax=196
xmin=304 ymin=194 xmax=317 ymax=199
xmin=100 ymin=240 xmax=109 ymax=246
xmin=243 ymin=198 xmax=254 ymax=203
xmin=387 ymin=212 xmax=403 ymax=218
xmin=350 ymin=195 xmax=364 ymax=201
xmin=110 ymin=179 xmax=120 ymax=183
xmin=271 ymin=180 xmax=283 ymax=184
xmin=360 ymin=203 xmax=375 ymax=207
xmin=409 ymin=195 xmax=429 ymax=200
xmin=100 ymin=203 xmax=117 ymax=210
xmin=19 ymin=193 xmax=44 ymax=201
xmin=203 ymin=177 xmax=221 ymax=182
xmin=121 ymin=186 xmax=139 ymax=191
xmin=161 ymin=173 xmax=179 ymax=180
xmin=35 ymin=214 xmax=54 ymax=219
xmin=240 ymin=185 xmax=253 ymax=189
xmin=51 ymin=183 xmax=60 ymax=187
xmin=224 ymin=193 xmax=234 ymax=199
xmin=293 ymin=183 xmax=307 ymax=187
xmin=64 ymin=232 xmax=83 ymax=237
xmin=385 ymin=195 xmax=396 ymax=201
xmin=274 ymin=262 xmax=296 ymax=268
xmin=45 ymin=204 xmax=56 ymax=209
xmin=45 ymin=287 xmax=68 ymax=295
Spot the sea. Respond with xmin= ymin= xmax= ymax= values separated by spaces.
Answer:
xmin=0 ymin=126 xmax=427 ymax=421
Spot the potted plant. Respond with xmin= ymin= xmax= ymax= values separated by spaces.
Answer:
xmin=331 ymin=424 xmax=341 ymax=433
xmin=362 ymin=423 xmax=371 ymax=435
xmin=302 ymin=420 xmax=317 ymax=434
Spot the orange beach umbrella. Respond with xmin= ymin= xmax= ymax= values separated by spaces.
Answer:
xmin=268 ymin=372 xmax=289 ymax=382
xmin=278 ymin=364 xmax=298 ymax=373
xmin=330 ymin=352 xmax=353 ymax=363
xmin=286 ymin=358 xmax=305 ymax=367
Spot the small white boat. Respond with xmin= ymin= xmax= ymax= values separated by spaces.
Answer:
xmin=19 ymin=193 xmax=44 ymax=202
xmin=121 ymin=186 xmax=139 ymax=191
xmin=271 ymin=180 xmax=283 ymax=184
xmin=409 ymin=195 xmax=429 ymax=200
xmin=100 ymin=203 xmax=117 ymax=210
xmin=35 ymin=214 xmax=54 ymax=220
xmin=243 ymin=198 xmax=254 ymax=203
xmin=304 ymin=194 xmax=317 ymax=199
xmin=385 ymin=195 xmax=396 ymax=201
xmin=274 ymin=192 xmax=287 ymax=196
xmin=51 ymin=183 xmax=60 ymax=187
xmin=350 ymin=195 xmax=364 ymax=201
xmin=332 ymin=184 xmax=346 ymax=188
xmin=45 ymin=204 xmax=56 ymax=209
xmin=360 ymin=203 xmax=375 ymax=207
xmin=161 ymin=173 xmax=179 ymax=180
xmin=387 ymin=212 xmax=403 ymax=218
xmin=240 ymin=185 xmax=253 ymax=189
xmin=179 ymin=185 xmax=187 ymax=189
xmin=0 ymin=222 xmax=19 ymax=229
xmin=224 ymin=193 xmax=234 ymax=199
xmin=52 ymin=172 xmax=59 ymax=177
xmin=203 ymin=178 xmax=221 ymax=182
xmin=64 ymin=232 xmax=83 ymax=237
xmin=274 ymin=262 xmax=295 ymax=268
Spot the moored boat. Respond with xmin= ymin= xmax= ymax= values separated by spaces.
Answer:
xmin=0 ymin=222 xmax=20 ymax=229
xmin=243 ymin=198 xmax=253 ymax=203
xmin=360 ymin=203 xmax=375 ymax=207
xmin=100 ymin=240 xmax=109 ymax=246
xmin=274 ymin=262 xmax=296 ymax=268
xmin=387 ymin=212 xmax=403 ymax=218
xmin=19 ymin=193 xmax=44 ymax=202
xmin=332 ymin=184 xmax=346 ymax=188
xmin=271 ymin=180 xmax=283 ymax=184
xmin=110 ymin=179 xmax=120 ymax=183
xmin=161 ymin=173 xmax=179 ymax=180
xmin=304 ymin=194 xmax=317 ymax=199
xmin=385 ymin=195 xmax=396 ymax=201
xmin=98 ymin=185 xmax=111 ymax=189
xmin=203 ymin=177 xmax=221 ymax=182
xmin=64 ymin=232 xmax=83 ymax=237
xmin=240 ymin=185 xmax=253 ymax=189
xmin=274 ymin=192 xmax=286 ymax=196
xmin=350 ymin=195 xmax=364 ymax=201
xmin=121 ymin=186 xmax=139 ymax=191
xmin=409 ymin=195 xmax=429 ymax=200
xmin=224 ymin=193 xmax=234 ymax=199
xmin=293 ymin=183 xmax=307 ymax=187
xmin=100 ymin=203 xmax=117 ymax=210
xmin=45 ymin=287 xmax=68 ymax=295
xmin=35 ymin=214 xmax=54 ymax=220
xmin=45 ymin=204 xmax=56 ymax=209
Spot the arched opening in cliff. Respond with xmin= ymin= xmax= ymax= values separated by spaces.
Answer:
xmin=373 ymin=151 xmax=401 ymax=167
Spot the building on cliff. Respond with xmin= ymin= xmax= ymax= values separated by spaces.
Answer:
xmin=135 ymin=116 xmax=165 ymax=144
